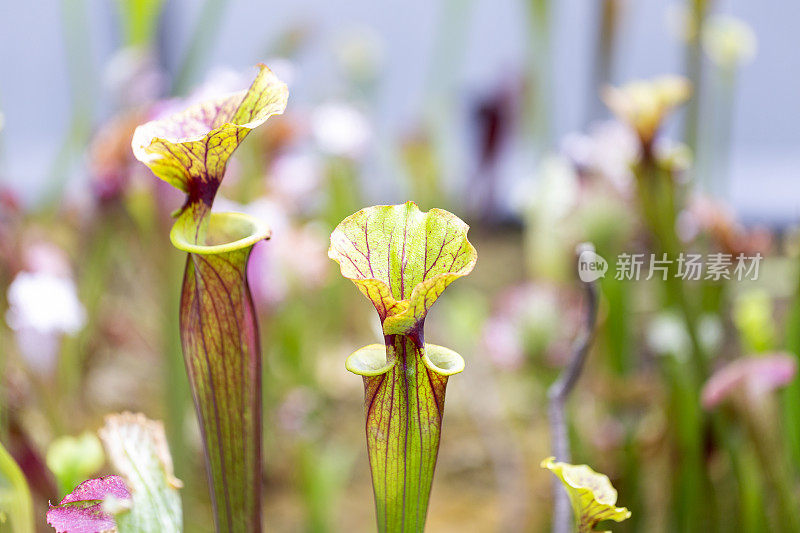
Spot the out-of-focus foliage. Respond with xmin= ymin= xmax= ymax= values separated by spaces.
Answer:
xmin=0 ymin=441 xmax=34 ymax=533
xmin=99 ymin=413 xmax=182 ymax=532
xmin=0 ymin=2 xmax=796 ymax=532
xmin=46 ymin=432 xmax=105 ymax=497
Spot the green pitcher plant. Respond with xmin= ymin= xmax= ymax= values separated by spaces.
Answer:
xmin=328 ymin=202 xmax=477 ymax=532
xmin=541 ymin=457 xmax=631 ymax=533
xmin=131 ymin=65 xmax=288 ymax=532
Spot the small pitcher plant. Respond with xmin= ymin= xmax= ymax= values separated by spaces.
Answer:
xmin=328 ymin=202 xmax=477 ymax=531
xmin=541 ymin=457 xmax=631 ymax=533
xmin=131 ymin=65 xmax=288 ymax=532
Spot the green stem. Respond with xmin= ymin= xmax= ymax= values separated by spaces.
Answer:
xmin=115 ymin=0 xmax=164 ymax=47
xmin=634 ymin=154 xmax=720 ymax=530
xmin=423 ymin=0 xmax=475 ymax=209
xmin=362 ymin=334 xmax=448 ymax=533
xmin=45 ymin=0 xmax=95 ymax=207
xmin=171 ymin=0 xmax=230 ymax=94
xmin=600 ymin=276 xmax=631 ymax=374
xmin=683 ymin=0 xmax=710 ymax=157
xmin=697 ymin=66 xmax=737 ymax=195
xmin=663 ymin=356 xmax=709 ymax=532
xmin=634 ymin=156 xmax=707 ymax=379
xmin=783 ymin=259 xmax=800 ymax=469
xmin=586 ymin=0 xmax=620 ymax=124
xmin=162 ymin=246 xmax=189 ymax=481
xmin=27 ymin=370 xmax=66 ymax=436
xmin=741 ymin=401 xmax=800 ymax=533
xmin=525 ymin=0 xmax=552 ymax=151
xmin=726 ymin=425 xmax=768 ymax=532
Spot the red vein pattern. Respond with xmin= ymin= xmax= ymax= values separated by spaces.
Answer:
xmin=328 ymin=202 xmax=476 ymax=337
xmin=180 ymin=248 xmax=261 ymax=533
xmin=46 ymin=475 xmax=131 ymax=533
xmin=363 ymin=335 xmax=448 ymax=533
xmin=132 ymin=65 xmax=288 ymax=207
xmin=329 ymin=203 xmax=476 ymax=532
xmin=132 ymin=65 xmax=287 ymax=533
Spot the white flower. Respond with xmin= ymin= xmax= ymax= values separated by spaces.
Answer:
xmin=646 ymin=312 xmax=690 ymax=360
xmin=530 ymin=155 xmax=579 ymax=218
xmin=703 ymin=15 xmax=757 ymax=70
xmin=6 ymin=270 xmax=86 ymax=373
xmin=6 ymin=272 xmax=85 ymax=335
xmin=561 ymin=120 xmax=638 ymax=192
xmin=311 ymin=103 xmax=371 ymax=158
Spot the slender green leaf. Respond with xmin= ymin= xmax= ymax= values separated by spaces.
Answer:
xmin=0 ymin=440 xmax=34 ymax=533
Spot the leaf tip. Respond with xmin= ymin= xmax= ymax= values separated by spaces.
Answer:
xmin=542 ymin=457 xmax=631 ymax=527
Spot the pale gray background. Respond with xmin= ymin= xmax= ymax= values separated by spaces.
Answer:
xmin=0 ymin=0 xmax=796 ymax=223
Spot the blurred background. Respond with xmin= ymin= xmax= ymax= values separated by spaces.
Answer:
xmin=1 ymin=0 xmax=799 ymax=531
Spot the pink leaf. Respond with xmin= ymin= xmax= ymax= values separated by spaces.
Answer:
xmin=47 ymin=475 xmax=130 ymax=533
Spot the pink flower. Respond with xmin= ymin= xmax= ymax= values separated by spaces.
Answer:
xmin=267 ymin=150 xmax=323 ymax=209
xmin=482 ymin=283 xmax=579 ymax=370
xmin=248 ymin=222 xmax=330 ymax=308
xmin=482 ymin=317 xmax=524 ymax=370
xmin=701 ymin=353 xmax=797 ymax=409
xmin=213 ymin=197 xmax=329 ymax=309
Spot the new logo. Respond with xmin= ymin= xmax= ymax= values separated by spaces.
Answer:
xmin=578 ymin=250 xmax=608 ymax=282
